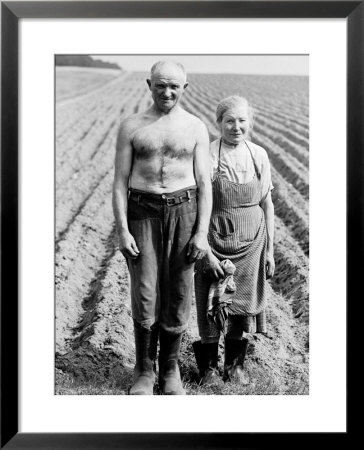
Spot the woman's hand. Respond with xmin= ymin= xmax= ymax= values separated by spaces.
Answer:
xmin=204 ymin=251 xmax=224 ymax=280
xmin=266 ymin=251 xmax=275 ymax=279
xmin=261 ymin=192 xmax=275 ymax=280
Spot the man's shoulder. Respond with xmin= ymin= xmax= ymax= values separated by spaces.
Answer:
xmin=178 ymin=107 xmax=201 ymax=123
xmin=118 ymin=110 xmax=149 ymax=134
xmin=180 ymin=109 xmax=208 ymax=133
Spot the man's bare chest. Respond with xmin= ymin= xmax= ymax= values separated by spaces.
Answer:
xmin=131 ymin=122 xmax=196 ymax=160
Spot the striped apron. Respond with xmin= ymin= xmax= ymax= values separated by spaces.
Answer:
xmin=195 ymin=140 xmax=267 ymax=338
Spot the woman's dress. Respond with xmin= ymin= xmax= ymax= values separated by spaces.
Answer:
xmin=195 ymin=139 xmax=271 ymax=335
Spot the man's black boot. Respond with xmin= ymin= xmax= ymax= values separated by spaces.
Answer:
xmin=158 ymin=329 xmax=185 ymax=395
xmin=129 ymin=324 xmax=159 ymax=395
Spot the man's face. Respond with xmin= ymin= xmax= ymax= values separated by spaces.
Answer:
xmin=147 ymin=64 xmax=188 ymax=113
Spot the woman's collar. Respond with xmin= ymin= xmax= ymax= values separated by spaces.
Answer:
xmin=221 ymin=138 xmax=246 ymax=149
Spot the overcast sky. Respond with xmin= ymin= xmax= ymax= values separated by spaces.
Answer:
xmin=93 ymin=54 xmax=308 ymax=76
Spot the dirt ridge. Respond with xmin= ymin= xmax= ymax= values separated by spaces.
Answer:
xmin=56 ymin=71 xmax=309 ymax=394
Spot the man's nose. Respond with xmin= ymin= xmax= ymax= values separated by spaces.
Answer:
xmin=163 ymin=87 xmax=172 ymax=97
xmin=232 ymin=121 xmax=239 ymax=130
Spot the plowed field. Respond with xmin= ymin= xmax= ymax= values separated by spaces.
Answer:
xmin=55 ymin=68 xmax=309 ymax=395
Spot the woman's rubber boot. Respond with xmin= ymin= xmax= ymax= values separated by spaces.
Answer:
xmin=223 ymin=337 xmax=249 ymax=385
xmin=192 ymin=340 xmax=222 ymax=386
xmin=129 ymin=324 xmax=159 ymax=395
xmin=158 ymin=329 xmax=186 ymax=395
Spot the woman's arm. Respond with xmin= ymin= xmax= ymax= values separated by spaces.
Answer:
xmin=261 ymin=191 xmax=275 ymax=279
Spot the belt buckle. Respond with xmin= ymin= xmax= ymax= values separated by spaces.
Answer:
xmin=166 ymin=197 xmax=176 ymax=206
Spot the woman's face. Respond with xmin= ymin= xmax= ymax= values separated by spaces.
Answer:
xmin=220 ymin=105 xmax=251 ymax=145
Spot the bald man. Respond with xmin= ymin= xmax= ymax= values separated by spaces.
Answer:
xmin=113 ymin=61 xmax=212 ymax=395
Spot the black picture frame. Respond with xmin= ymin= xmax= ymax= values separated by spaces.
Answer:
xmin=1 ymin=1 xmax=360 ymax=448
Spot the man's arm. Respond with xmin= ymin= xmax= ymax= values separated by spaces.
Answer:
xmin=186 ymin=120 xmax=212 ymax=262
xmin=112 ymin=119 xmax=139 ymax=259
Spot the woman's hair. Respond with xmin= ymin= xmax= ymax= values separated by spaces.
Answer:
xmin=216 ymin=96 xmax=255 ymax=131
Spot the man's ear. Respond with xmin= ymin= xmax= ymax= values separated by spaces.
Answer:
xmin=146 ymin=79 xmax=152 ymax=90
xmin=183 ymin=82 xmax=189 ymax=90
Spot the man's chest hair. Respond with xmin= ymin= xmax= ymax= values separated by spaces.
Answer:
xmin=131 ymin=122 xmax=196 ymax=160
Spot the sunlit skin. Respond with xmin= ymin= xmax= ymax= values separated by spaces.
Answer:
xmin=147 ymin=65 xmax=188 ymax=114
xmin=127 ymin=65 xmax=194 ymax=192
xmin=219 ymin=105 xmax=251 ymax=146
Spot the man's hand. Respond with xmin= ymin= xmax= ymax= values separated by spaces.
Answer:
xmin=186 ymin=231 xmax=209 ymax=263
xmin=266 ymin=251 xmax=275 ymax=279
xmin=204 ymin=252 xmax=224 ymax=281
xmin=118 ymin=230 xmax=140 ymax=259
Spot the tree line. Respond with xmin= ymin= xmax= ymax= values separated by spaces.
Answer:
xmin=55 ymin=55 xmax=121 ymax=70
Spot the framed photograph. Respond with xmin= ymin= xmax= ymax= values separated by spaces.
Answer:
xmin=1 ymin=1 xmax=360 ymax=448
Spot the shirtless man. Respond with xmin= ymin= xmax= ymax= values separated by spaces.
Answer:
xmin=112 ymin=61 xmax=212 ymax=395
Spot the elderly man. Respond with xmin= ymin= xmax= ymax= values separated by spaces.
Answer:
xmin=112 ymin=61 xmax=212 ymax=395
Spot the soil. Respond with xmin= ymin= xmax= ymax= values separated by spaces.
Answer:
xmin=55 ymin=69 xmax=309 ymax=395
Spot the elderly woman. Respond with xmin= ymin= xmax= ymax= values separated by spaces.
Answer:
xmin=193 ymin=96 xmax=275 ymax=385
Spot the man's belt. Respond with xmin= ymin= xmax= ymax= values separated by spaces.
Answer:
xmin=129 ymin=187 xmax=198 ymax=206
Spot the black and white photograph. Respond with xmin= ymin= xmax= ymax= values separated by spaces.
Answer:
xmin=2 ymin=0 xmax=357 ymax=443
xmin=55 ymin=54 xmax=309 ymax=396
